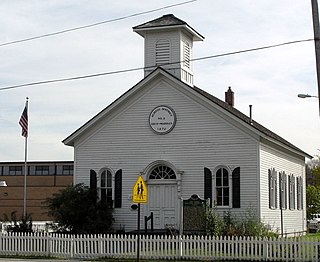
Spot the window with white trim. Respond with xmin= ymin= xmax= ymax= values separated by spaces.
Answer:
xmin=100 ymin=170 xmax=113 ymax=205
xmin=149 ymin=165 xmax=176 ymax=179
xmin=91 ymin=169 xmax=122 ymax=208
xmin=268 ymin=168 xmax=278 ymax=209
xmin=204 ymin=166 xmax=240 ymax=208
xmin=215 ymin=167 xmax=230 ymax=207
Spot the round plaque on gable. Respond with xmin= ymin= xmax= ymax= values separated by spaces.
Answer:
xmin=149 ymin=105 xmax=176 ymax=134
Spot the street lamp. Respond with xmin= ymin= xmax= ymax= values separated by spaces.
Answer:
xmin=0 ymin=181 xmax=7 ymax=187
xmin=297 ymin=94 xmax=319 ymax=98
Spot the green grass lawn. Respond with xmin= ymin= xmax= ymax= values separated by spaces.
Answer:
xmin=301 ymin=232 xmax=320 ymax=240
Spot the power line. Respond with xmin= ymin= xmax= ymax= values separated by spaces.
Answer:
xmin=192 ymin=38 xmax=314 ymax=62
xmin=0 ymin=38 xmax=314 ymax=91
xmin=0 ymin=0 xmax=197 ymax=47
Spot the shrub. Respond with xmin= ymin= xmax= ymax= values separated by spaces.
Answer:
xmin=45 ymin=183 xmax=113 ymax=234
xmin=206 ymin=207 xmax=276 ymax=237
xmin=3 ymin=211 xmax=33 ymax=233
xmin=205 ymin=205 xmax=225 ymax=236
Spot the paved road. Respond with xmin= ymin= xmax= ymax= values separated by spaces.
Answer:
xmin=0 ymin=259 xmax=90 ymax=262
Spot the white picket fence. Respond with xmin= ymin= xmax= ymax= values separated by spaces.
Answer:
xmin=0 ymin=233 xmax=319 ymax=261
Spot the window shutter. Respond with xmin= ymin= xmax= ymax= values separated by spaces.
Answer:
xmin=268 ymin=169 xmax=272 ymax=208
xmin=90 ymin=169 xmax=97 ymax=189
xmin=284 ymin=174 xmax=287 ymax=209
xmin=114 ymin=169 xmax=122 ymax=208
xmin=293 ymin=175 xmax=296 ymax=209
xmin=275 ymin=174 xmax=278 ymax=209
xmin=204 ymin=167 xmax=212 ymax=207
xmin=300 ymin=177 xmax=303 ymax=209
xmin=232 ymin=167 xmax=240 ymax=208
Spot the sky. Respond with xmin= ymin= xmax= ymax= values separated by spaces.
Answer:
xmin=0 ymin=0 xmax=319 ymax=162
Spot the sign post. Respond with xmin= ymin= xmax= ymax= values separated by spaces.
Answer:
xmin=132 ymin=175 xmax=148 ymax=262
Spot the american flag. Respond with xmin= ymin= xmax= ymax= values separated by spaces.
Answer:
xmin=19 ymin=106 xmax=28 ymax=137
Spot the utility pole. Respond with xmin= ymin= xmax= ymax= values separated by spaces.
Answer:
xmin=311 ymin=0 xmax=320 ymax=115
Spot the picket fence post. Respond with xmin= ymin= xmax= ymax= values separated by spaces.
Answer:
xmin=46 ymin=233 xmax=51 ymax=257
xmin=262 ymin=237 xmax=268 ymax=260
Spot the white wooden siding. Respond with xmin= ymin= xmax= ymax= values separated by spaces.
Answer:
xmin=73 ymin=76 xmax=260 ymax=231
xmin=259 ymin=143 xmax=306 ymax=234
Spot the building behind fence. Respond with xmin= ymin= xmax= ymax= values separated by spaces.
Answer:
xmin=0 ymin=233 xmax=319 ymax=261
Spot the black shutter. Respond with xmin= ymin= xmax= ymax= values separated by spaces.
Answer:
xmin=268 ymin=169 xmax=272 ymax=208
xmin=204 ymin=167 xmax=212 ymax=207
xmin=232 ymin=167 xmax=240 ymax=208
xmin=90 ymin=169 xmax=97 ymax=189
xmin=275 ymin=174 xmax=278 ymax=208
xmin=115 ymin=169 xmax=122 ymax=208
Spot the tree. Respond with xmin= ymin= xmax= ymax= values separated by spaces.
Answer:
xmin=306 ymin=185 xmax=320 ymax=220
xmin=307 ymin=155 xmax=320 ymax=186
xmin=45 ymin=183 xmax=113 ymax=234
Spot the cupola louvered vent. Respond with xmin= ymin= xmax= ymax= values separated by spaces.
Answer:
xmin=133 ymin=14 xmax=204 ymax=86
xmin=155 ymin=39 xmax=170 ymax=66
xmin=183 ymin=41 xmax=191 ymax=69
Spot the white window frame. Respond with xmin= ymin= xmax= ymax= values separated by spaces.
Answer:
xmin=98 ymin=168 xmax=114 ymax=206
xmin=214 ymin=166 xmax=231 ymax=208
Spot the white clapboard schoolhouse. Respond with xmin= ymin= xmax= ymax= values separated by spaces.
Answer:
xmin=63 ymin=14 xmax=310 ymax=235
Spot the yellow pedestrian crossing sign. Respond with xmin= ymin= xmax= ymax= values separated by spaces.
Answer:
xmin=132 ymin=175 xmax=147 ymax=203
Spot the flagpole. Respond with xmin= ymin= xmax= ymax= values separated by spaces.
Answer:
xmin=23 ymin=97 xmax=29 ymax=217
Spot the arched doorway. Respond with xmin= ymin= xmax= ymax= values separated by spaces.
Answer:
xmin=145 ymin=163 xmax=179 ymax=230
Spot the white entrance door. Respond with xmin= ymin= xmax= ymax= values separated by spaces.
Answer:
xmin=147 ymin=182 xmax=178 ymax=229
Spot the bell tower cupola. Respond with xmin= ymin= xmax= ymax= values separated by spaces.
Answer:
xmin=133 ymin=14 xmax=204 ymax=86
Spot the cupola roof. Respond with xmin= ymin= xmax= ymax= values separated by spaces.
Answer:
xmin=133 ymin=14 xmax=204 ymax=41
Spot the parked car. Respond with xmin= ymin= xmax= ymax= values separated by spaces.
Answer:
xmin=308 ymin=214 xmax=320 ymax=233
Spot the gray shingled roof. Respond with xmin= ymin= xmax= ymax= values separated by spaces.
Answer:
xmin=133 ymin=14 xmax=187 ymax=29
xmin=133 ymin=14 xmax=204 ymax=40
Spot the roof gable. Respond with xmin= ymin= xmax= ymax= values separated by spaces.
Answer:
xmin=63 ymin=67 xmax=311 ymax=159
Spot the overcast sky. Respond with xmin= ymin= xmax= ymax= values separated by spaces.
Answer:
xmin=0 ymin=0 xmax=319 ymax=162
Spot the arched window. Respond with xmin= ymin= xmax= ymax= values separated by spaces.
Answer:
xmin=90 ymin=169 xmax=122 ymax=208
xmin=155 ymin=39 xmax=170 ymax=66
xmin=149 ymin=165 xmax=176 ymax=179
xmin=215 ymin=167 xmax=230 ymax=207
xmin=204 ymin=167 xmax=240 ymax=208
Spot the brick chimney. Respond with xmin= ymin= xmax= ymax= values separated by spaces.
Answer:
xmin=225 ymin=86 xmax=234 ymax=107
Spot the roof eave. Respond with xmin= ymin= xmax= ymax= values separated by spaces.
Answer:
xmin=133 ymin=24 xmax=204 ymax=41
